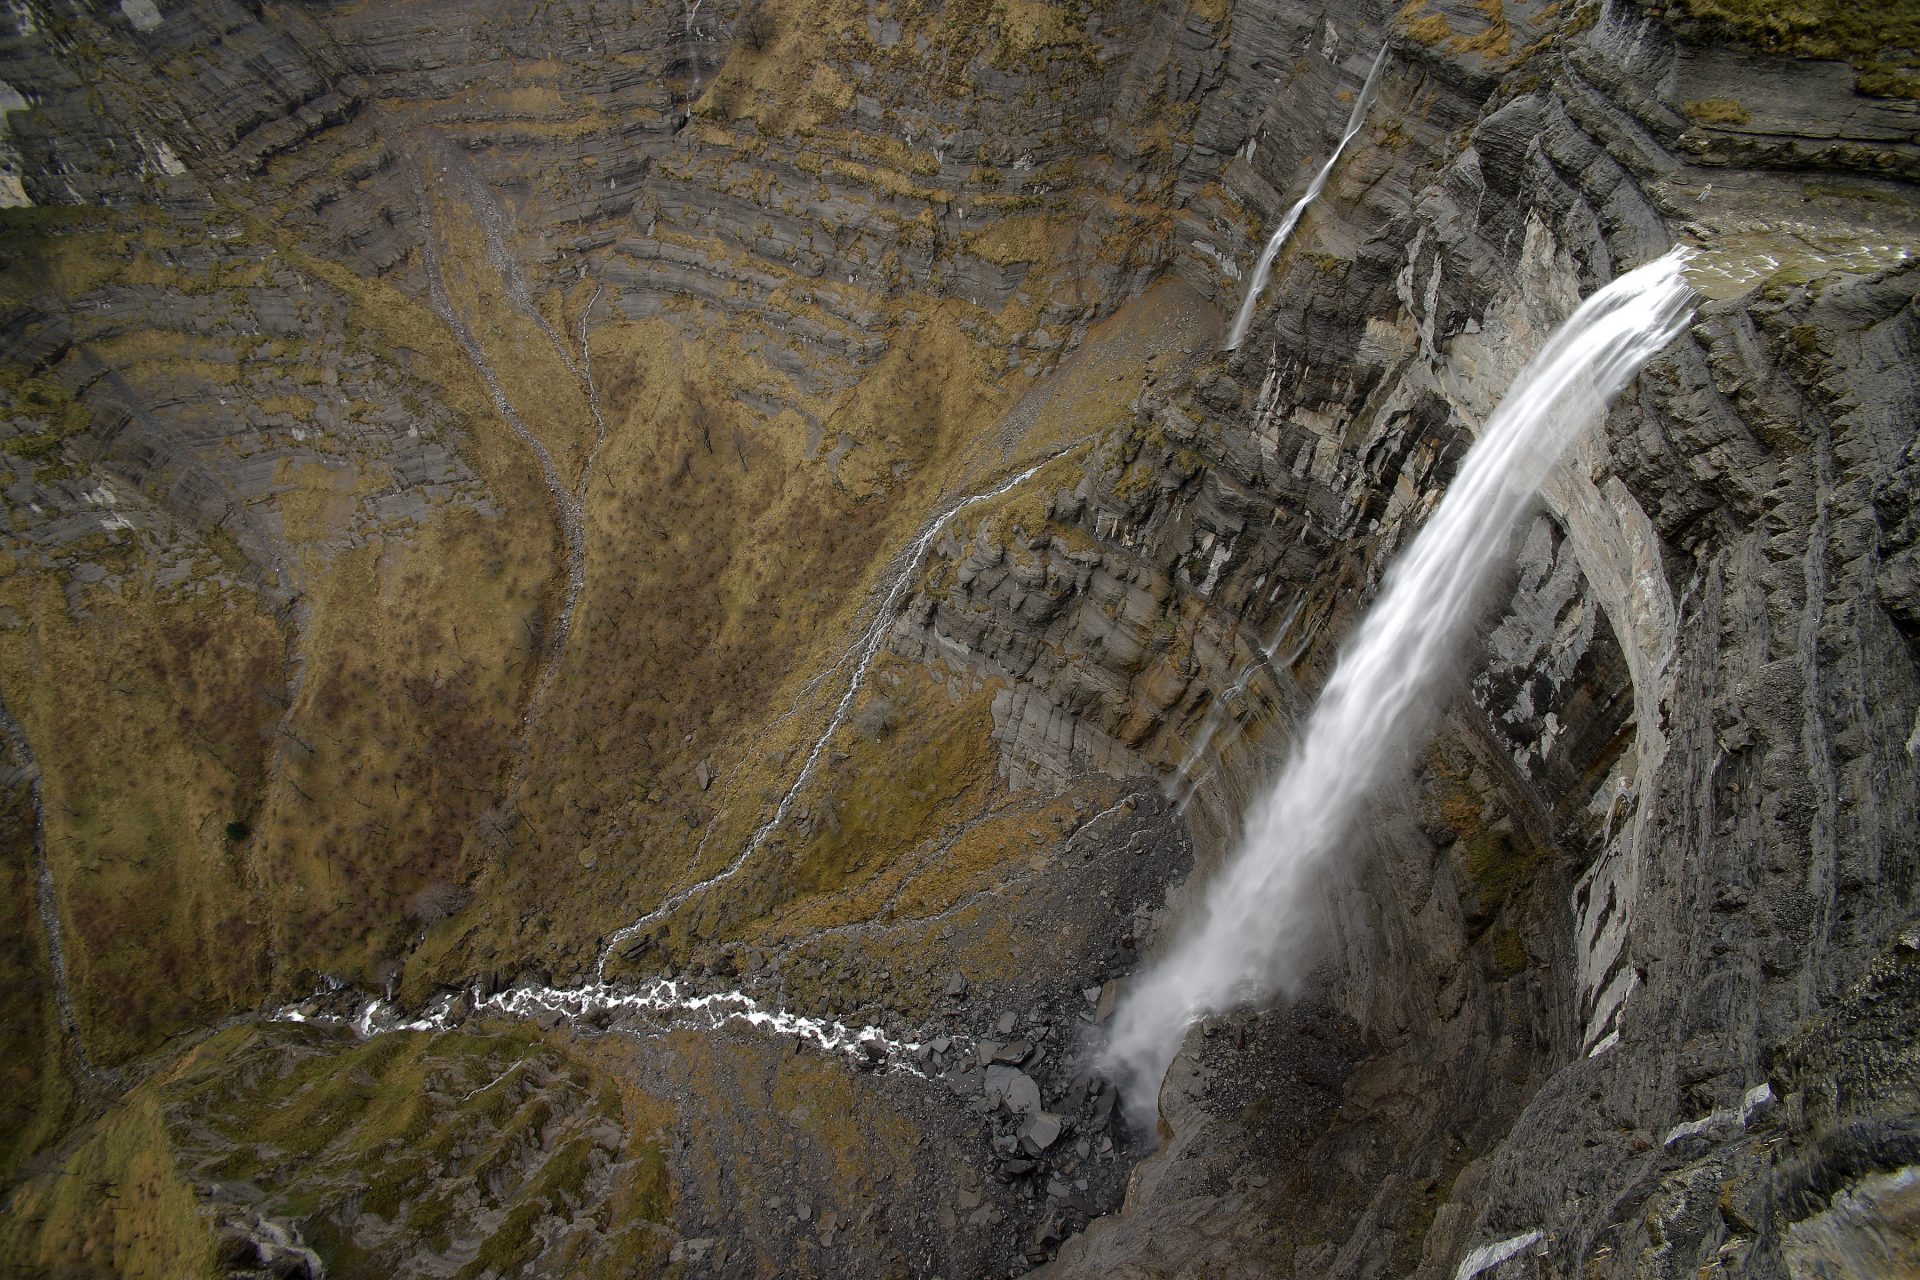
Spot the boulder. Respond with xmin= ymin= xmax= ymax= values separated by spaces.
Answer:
xmin=1019 ymin=1111 xmax=1065 ymax=1154
xmin=984 ymin=1065 xmax=1042 ymax=1115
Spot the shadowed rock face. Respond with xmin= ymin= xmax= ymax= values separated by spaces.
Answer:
xmin=0 ymin=0 xmax=1916 ymax=1276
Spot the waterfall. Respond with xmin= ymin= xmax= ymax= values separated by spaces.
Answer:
xmin=1223 ymin=46 xmax=1390 ymax=353
xmin=1101 ymin=249 xmax=1697 ymax=1124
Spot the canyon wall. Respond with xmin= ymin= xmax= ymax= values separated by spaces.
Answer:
xmin=0 ymin=0 xmax=1914 ymax=1276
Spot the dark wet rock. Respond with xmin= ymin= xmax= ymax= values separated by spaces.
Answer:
xmin=1089 ymin=1086 xmax=1116 ymax=1130
xmin=985 ymin=1065 xmax=1043 ymax=1116
xmin=1020 ymin=1111 xmax=1065 ymax=1155
xmin=992 ymin=1039 xmax=1032 ymax=1065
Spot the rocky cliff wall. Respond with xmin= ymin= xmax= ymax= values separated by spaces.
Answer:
xmin=0 ymin=0 xmax=1915 ymax=1276
xmin=1026 ymin=2 xmax=1920 ymax=1275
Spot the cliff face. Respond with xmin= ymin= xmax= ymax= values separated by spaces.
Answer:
xmin=0 ymin=0 xmax=1915 ymax=1277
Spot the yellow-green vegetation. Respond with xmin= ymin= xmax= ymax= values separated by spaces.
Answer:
xmin=1677 ymin=0 xmax=1920 ymax=97
xmin=823 ymin=302 xmax=1013 ymax=495
xmin=251 ymin=505 xmax=543 ymax=990
xmin=697 ymin=0 xmax=1102 ymax=130
xmin=889 ymin=795 xmax=1076 ymax=920
xmin=1425 ymin=745 xmax=1543 ymax=916
xmin=507 ymin=290 xmax=1030 ymax=974
xmin=771 ymin=656 xmax=999 ymax=904
xmin=1 ymin=1022 xmax=674 ymax=1279
xmin=649 ymin=1026 xmax=923 ymax=1264
xmin=994 ymin=277 xmax=1211 ymax=467
xmin=0 ymin=185 xmax=576 ymax=1024
xmin=422 ymin=185 xmax=600 ymax=482
xmin=1397 ymin=0 xmax=1516 ymax=59
xmin=1682 ymin=97 xmax=1752 ymax=126
xmin=1492 ymin=927 xmax=1530 ymax=975
xmin=968 ymin=442 xmax=1098 ymax=551
xmin=1104 ymin=413 xmax=1204 ymax=509
xmin=768 ymin=1050 xmax=922 ymax=1182
xmin=1401 ymin=9 xmax=1454 ymax=47
xmin=147 ymin=204 xmax=564 ymax=1000
xmin=0 ymin=205 xmax=146 ymax=301
xmin=0 ymin=1088 xmax=215 ymax=1279
xmin=0 ymin=369 xmax=89 ymax=461
xmin=996 ymin=0 xmax=1101 ymax=65
xmin=966 ymin=212 xmax=1071 ymax=271
xmin=0 ymin=565 xmax=283 ymax=1066
xmin=0 ymin=775 xmax=72 ymax=1186
xmin=0 ymin=0 xmax=1192 ymax=1230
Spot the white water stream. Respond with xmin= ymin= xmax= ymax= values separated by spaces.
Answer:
xmin=1223 ymin=46 xmax=1390 ymax=352
xmin=279 ymin=976 xmax=937 ymax=1074
xmin=1164 ymin=601 xmax=1300 ymax=814
xmin=1102 ymin=249 xmax=1697 ymax=1121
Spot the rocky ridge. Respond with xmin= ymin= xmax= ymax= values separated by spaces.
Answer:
xmin=0 ymin=0 xmax=1916 ymax=1277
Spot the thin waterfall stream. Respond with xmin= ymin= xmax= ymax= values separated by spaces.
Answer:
xmin=1223 ymin=45 xmax=1390 ymax=352
xmin=598 ymin=450 xmax=1072 ymax=968
xmin=0 ymin=692 xmax=102 ymax=1087
xmin=1102 ymin=249 xmax=1698 ymax=1122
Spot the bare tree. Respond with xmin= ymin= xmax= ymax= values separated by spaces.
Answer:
xmin=739 ymin=1 xmax=776 ymax=52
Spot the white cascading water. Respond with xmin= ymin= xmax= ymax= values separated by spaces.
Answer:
xmin=1223 ymin=45 xmax=1390 ymax=352
xmin=1101 ymin=248 xmax=1698 ymax=1124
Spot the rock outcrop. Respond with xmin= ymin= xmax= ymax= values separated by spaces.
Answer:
xmin=0 ymin=0 xmax=1915 ymax=1276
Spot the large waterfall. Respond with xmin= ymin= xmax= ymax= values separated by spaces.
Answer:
xmin=1102 ymin=249 xmax=1698 ymax=1123
xmin=1223 ymin=45 xmax=1390 ymax=352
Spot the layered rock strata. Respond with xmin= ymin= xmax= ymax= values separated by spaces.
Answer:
xmin=0 ymin=0 xmax=1915 ymax=1277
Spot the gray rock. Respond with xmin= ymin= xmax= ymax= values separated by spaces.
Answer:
xmin=669 ymin=1238 xmax=717 ymax=1264
xmin=984 ymin=1066 xmax=1042 ymax=1116
xmin=1019 ymin=1112 xmax=1064 ymax=1154
xmin=991 ymin=1039 xmax=1031 ymax=1065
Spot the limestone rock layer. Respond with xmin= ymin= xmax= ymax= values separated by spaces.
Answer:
xmin=0 ymin=1 xmax=1915 ymax=1277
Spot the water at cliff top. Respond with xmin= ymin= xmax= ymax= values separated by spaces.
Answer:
xmin=1102 ymin=249 xmax=1697 ymax=1125
xmin=1223 ymin=45 xmax=1390 ymax=352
